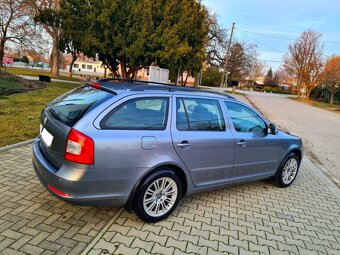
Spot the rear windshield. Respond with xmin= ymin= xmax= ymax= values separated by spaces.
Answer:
xmin=46 ymin=85 xmax=114 ymax=127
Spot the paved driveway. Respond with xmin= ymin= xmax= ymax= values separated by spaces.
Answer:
xmin=0 ymin=145 xmax=119 ymax=255
xmin=244 ymin=93 xmax=340 ymax=188
xmin=0 ymin=144 xmax=339 ymax=255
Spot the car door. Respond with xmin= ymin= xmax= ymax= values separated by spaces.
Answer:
xmin=171 ymin=96 xmax=235 ymax=188
xmin=224 ymin=101 xmax=282 ymax=181
xmin=93 ymin=94 xmax=174 ymax=172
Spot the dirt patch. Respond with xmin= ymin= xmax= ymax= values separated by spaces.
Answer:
xmin=0 ymin=70 xmax=46 ymax=96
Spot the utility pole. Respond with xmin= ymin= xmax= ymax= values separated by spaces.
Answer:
xmin=220 ymin=22 xmax=235 ymax=92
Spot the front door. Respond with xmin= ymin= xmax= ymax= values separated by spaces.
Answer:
xmin=224 ymin=101 xmax=282 ymax=181
xmin=171 ymin=96 xmax=235 ymax=188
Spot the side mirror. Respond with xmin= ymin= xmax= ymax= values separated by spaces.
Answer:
xmin=267 ymin=123 xmax=278 ymax=135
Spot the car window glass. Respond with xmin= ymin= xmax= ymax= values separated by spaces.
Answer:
xmin=102 ymin=98 xmax=169 ymax=130
xmin=47 ymin=85 xmax=114 ymax=127
xmin=176 ymin=98 xmax=225 ymax=131
xmin=225 ymin=101 xmax=266 ymax=133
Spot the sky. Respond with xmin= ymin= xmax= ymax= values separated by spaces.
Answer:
xmin=203 ymin=0 xmax=340 ymax=71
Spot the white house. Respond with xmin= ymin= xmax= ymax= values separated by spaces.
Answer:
xmin=66 ymin=60 xmax=106 ymax=76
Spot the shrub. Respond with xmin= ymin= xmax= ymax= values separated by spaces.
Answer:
xmin=263 ymin=86 xmax=273 ymax=92
xmin=202 ymin=67 xmax=222 ymax=87
xmin=0 ymin=77 xmax=23 ymax=95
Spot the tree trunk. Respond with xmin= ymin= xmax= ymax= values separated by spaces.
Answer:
xmin=120 ymin=58 xmax=127 ymax=79
xmin=0 ymin=39 xmax=5 ymax=68
xmin=68 ymin=54 xmax=78 ymax=78
xmin=50 ymin=36 xmax=60 ymax=77
xmin=330 ymin=93 xmax=334 ymax=105
xmin=194 ymin=72 xmax=200 ymax=87
xmin=306 ymin=89 xmax=311 ymax=100
xmin=104 ymin=67 xmax=107 ymax=78
xmin=180 ymin=72 xmax=184 ymax=86
xmin=183 ymin=69 xmax=191 ymax=87
xmin=296 ymin=77 xmax=302 ymax=98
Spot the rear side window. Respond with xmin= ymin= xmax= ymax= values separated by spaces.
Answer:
xmin=176 ymin=98 xmax=225 ymax=131
xmin=47 ymin=85 xmax=114 ymax=127
xmin=101 ymin=97 xmax=169 ymax=130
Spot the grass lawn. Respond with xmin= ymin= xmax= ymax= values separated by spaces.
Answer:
xmin=0 ymin=82 xmax=80 ymax=147
xmin=290 ymin=97 xmax=340 ymax=113
xmin=2 ymin=67 xmax=81 ymax=82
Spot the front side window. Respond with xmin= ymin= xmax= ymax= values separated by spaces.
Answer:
xmin=101 ymin=97 xmax=169 ymax=130
xmin=225 ymin=101 xmax=266 ymax=133
xmin=176 ymin=98 xmax=225 ymax=131
xmin=87 ymin=65 xmax=92 ymax=70
xmin=82 ymin=64 xmax=86 ymax=69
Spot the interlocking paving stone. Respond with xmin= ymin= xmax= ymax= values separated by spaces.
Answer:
xmin=86 ymin=163 xmax=340 ymax=254
xmin=0 ymin=145 xmax=119 ymax=254
xmin=1 ymin=144 xmax=340 ymax=255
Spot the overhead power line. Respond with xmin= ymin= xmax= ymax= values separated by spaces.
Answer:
xmin=237 ymin=29 xmax=296 ymax=40
xmin=237 ymin=28 xmax=340 ymax=44
xmin=237 ymin=30 xmax=286 ymax=53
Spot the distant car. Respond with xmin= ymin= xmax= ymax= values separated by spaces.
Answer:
xmin=33 ymin=79 xmax=303 ymax=222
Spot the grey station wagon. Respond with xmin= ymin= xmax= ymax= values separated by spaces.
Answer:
xmin=33 ymin=79 xmax=303 ymax=222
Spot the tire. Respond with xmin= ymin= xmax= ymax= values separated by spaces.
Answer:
xmin=134 ymin=169 xmax=182 ymax=223
xmin=274 ymin=152 xmax=300 ymax=188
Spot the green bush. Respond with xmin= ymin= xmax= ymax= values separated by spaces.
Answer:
xmin=0 ymin=77 xmax=23 ymax=95
xmin=263 ymin=86 xmax=273 ymax=92
xmin=201 ymin=66 xmax=221 ymax=87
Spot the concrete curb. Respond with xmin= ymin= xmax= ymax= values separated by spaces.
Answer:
xmin=0 ymin=139 xmax=35 ymax=153
xmin=303 ymin=157 xmax=340 ymax=199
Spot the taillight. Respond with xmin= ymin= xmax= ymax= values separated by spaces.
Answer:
xmin=65 ymin=128 xmax=94 ymax=165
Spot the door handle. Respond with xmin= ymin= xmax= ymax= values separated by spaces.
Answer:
xmin=237 ymin=140 xmax=246 ymax=147
xmin=177 ymin=141 xmax=191 ymax=149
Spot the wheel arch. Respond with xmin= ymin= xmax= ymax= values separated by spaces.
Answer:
xmin=289 ymin=148 xmax=302 ymax=163
xmin=124 ymin=163 xmax=188 ymax=212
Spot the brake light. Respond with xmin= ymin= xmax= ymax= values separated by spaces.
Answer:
xmin=90 ymin=83 xmax=102 ymax=89
xmin=65 ymin=128 xmax=94 ymax=165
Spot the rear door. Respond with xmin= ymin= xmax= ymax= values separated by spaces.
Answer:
xmin=39 ymin=85 xmax=114 ymax=169
xmin=92 ymin=94 xmax=173 ymax=171
xmin=171 ymin=96 xmax=235 ymax=188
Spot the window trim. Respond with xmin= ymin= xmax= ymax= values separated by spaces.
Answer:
xmin=176 ymin=97 xmax=226 ymax=132
xmin=224 ymin=101 xmax=268 ymax=133
xmin=100 ymin=97 xmax=170 ymax=131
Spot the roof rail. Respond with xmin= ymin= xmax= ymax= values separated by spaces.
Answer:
xmin=97 ymin=78 xmax=236 ymax=99
xmin=98 ymin=78 xmax=175 ymax=86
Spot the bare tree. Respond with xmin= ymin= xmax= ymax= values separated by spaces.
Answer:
xmin=323 ymin=55 xmax=340 ymax=105
xmin=0 ymin=0 xmax=36 ymax=67
xmin=33 ymin=0 xmax=61 ymax=76
xmin=248 ymin=60 xmax=265 ymax=86
xmin=205 ymin=13 xmax=227 ymax=68
xmin=275 ymin=68 xmax=290 ymax=85
xmin=283 ymin=30 xmax=324 ymax=99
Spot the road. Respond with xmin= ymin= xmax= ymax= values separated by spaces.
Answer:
xmin=17 ymin=75 xmax=81 ymax=85
xmin=244 ymin=92 xmax=340 ymax=187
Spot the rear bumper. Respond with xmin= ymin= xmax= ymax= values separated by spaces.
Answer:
xmin=32 ymin=139 xmax=140 ymax=206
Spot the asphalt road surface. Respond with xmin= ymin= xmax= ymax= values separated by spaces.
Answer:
xmin=245 ymin=93 xmax=340 ymax=188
